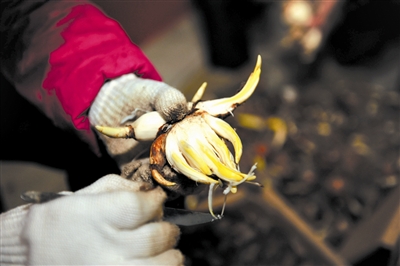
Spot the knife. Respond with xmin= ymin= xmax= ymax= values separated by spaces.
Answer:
xmin=20 ymin=191 xmax=216 ymax=226
xmin=163 ymin=207 xmax=216 ymax=226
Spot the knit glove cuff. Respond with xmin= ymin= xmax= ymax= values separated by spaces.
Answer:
xmin=0 ymin=205 xmax=29 ymax=265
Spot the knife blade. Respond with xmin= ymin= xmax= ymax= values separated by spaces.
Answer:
xmin=163 ymin=207 xmax=216 ymax=226
xmin=21 ymin=191 xmax=216 ymax=226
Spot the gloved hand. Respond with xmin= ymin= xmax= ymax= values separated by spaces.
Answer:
xmin=0 ymin=174 xmax=184 ymax=265
xmin=89 ymin=74 xmax=200 ymax=196
xmin=89 ymin=74 xmax=188 ymax=167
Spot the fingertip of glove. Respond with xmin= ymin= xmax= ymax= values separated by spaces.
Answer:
xmin=148 ymin=186 xmax=168 ymax=204
xmin=150 ymin=221 xmax=182 ymax=250
xmin=129 ymin=249 xmax=184 ymax=266
xmin=171 ymin=224 xmax=181 ymax=245
xmin=167 ymin=249 xmax=185 ymax=266
xmin=155 ymin=89 xmax=188 ymax=122
xmin=159 ymin=249 xmax=185 ymax=266
xmin=138 ymin=182 xmax=155 ymax=192
xmin=164 ymin=102 xmax=188 ymax=122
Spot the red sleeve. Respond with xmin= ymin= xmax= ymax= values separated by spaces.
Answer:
xmin=0 ymin=0 xmax=161 ymax=154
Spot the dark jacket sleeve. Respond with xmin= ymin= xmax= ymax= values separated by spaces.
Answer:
xmin=0 ymin=0 xmax=161 ymax=153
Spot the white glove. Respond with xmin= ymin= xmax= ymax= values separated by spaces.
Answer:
xmin=0 ymin=174 xmax=184 ymax=265
xmin=89 ymin=74 xmax=188 ymax=169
